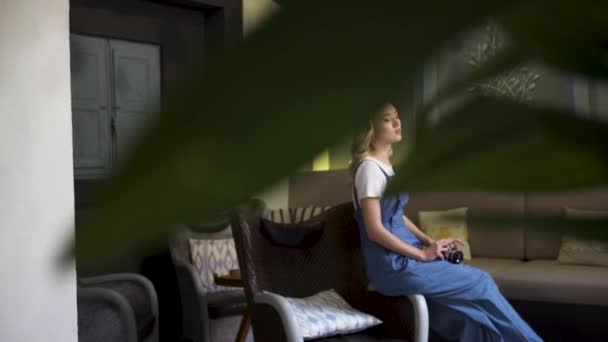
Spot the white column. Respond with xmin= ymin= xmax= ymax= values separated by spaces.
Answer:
xmin=0 ymin=1 xmax=77 ymax=341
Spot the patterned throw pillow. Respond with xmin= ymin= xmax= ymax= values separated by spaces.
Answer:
xmin=189 ymin=238 xmax=240 ymax=293
xmin=283 ymin=289 xmax=382 ymax=340
xmin=266 ymin=206 xmax=332 ymax=224
xmin=558 ymin=208 xmax=608 ymax=267
xmin=419 ymin=207 xmax=472 ymax=260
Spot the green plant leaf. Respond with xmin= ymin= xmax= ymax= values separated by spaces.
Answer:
xmin=66 ymin=0 xmax=518 ymax=269
xmin=499 ymin=0 xmax=608 ymax=78
xmin=470 ymin=211 xmax=608 ymax=241
xmin=388 ymin=95 xmax=608 ymax=193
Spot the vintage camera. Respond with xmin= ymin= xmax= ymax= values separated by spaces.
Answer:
xmin=444 ymin=244 xmax=464 ymax=264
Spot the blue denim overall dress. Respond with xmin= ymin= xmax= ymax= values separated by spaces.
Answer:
xmin=352 ymin=159 xmax=543 ymax=342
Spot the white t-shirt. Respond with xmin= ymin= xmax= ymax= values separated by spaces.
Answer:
xmin=352 ymin=157 xmax=395 ymax=208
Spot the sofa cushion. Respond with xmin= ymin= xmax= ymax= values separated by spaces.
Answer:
xmin=557 ymin=207 xmax=608 ymax=267
xmin=419 ymin=207 xmax=471 ymax=260
xmin=524 ymin=231 xmax=562 ymax=260
xmin=466 ymin=257 xmax=523 ymax=276
xmin=468 ymin=224 xmax=525 ymax=260
xmin=405 ymin=192 xmax=525 ymax=260
xmin=494 ymin=260 xmax=608 ymax=306
xmin=558 ymin=235 xmax=608 ymax=267
xmin=524 ymin=189 xmax=608 ymax=260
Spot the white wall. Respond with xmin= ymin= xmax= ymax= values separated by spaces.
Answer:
xmin=0 ymin=1 xmax=77 ymax=341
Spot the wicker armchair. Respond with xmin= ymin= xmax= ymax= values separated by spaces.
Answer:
xmin=169 ymin=199 xmax=266 ymax=342
xmin=231 ymin=202 xmax=430 ymax=342
xmin=77 ymin=273 xmax=159 ymax=342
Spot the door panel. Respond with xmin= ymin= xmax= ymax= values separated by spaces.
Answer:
xmin=110 ymin=40 xmax=161 ymax=165
xmin=70 ymin=34 xmax=111 ymax=178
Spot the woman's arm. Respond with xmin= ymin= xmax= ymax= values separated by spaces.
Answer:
xmin=403 ymin=215 xmax=434 ymax=246
xmin=360 ymin=198 xmax=449 ymax=262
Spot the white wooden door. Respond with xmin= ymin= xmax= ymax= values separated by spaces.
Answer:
xmin=70 ymin=34 xmax=111 ymax=178
xmin=109 ymin=40 xmax=161 ymax=166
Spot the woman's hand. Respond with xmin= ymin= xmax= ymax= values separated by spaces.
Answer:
xmin=419 ymin=238 xmax=462 ymax=262
xmin=449 ymin=238 xmax=466 ymax=247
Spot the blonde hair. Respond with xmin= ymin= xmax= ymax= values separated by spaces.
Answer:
xmin=349 ymin=103 xmax=394 ymax=178
xmin=349 ymin=122 xmax=374 ymax=177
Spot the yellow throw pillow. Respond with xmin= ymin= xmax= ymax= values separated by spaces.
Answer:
xmin=558 ymin=208 xmax=608 ymax=267
xmin=419 ymin=207 xmax=471 ymax=260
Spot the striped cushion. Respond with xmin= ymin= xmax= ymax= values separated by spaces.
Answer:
xmin=266 ymin=206 xmax=332 ymax=224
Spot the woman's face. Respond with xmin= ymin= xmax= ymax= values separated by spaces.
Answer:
xmin=373 ymin=103 xmax=402 ymax=145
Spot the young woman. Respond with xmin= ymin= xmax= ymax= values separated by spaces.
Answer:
xmin=350 ymin=102 xmax=542 ymax=341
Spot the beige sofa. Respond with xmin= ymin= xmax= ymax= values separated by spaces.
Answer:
xmin=403 ymin=191 xmax=608 ymax=308
xmin=289 ymin=170 xmax=608 ymax=339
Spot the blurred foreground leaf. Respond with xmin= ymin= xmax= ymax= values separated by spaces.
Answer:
xmin=430 ymin=209 xmax=608 ymax=241
xmin=471 ymin=212 xmax=608 ymax=241
xmin=66 ymin=0 xmax=517 ymax=269
xmin=500 ymin=0 xmax=608 ymax=78
xmin=388 ymin=96 xmax=608 ymax=193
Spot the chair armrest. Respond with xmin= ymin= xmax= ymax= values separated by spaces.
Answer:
xmin=79 ymin=273 xmax=159 ymax=342
xmin=77 ymin=287 xmax=138 ymax=342
xmin=174 ymin=262 xmax=209 ymax=308
xmin=174 ymin=262 xmax=212 ymax=342
xmin=79 ymin=273 xmax=159 ymax=317
xmin=251 ymin=292 xmax=303 ymax=342
xmin=407 ymin=294 xmax=429 ymax=342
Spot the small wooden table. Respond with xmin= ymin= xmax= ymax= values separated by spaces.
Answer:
xmin=214 ymin=269 xmax=250 ymax=342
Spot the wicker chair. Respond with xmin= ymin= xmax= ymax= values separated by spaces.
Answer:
xmin=169 ymin=223 xmax=248 ymax=342
xmin=231 ymin=202 xmax=430 ymax=342
xmin=77 ymin=273 xmax=159 ymax=342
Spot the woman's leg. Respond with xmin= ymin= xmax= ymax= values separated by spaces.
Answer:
xmin=383 ymin=260 xmax=543 ymax=342
xmin=426 ymin=299 xmax=499 ymax=342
